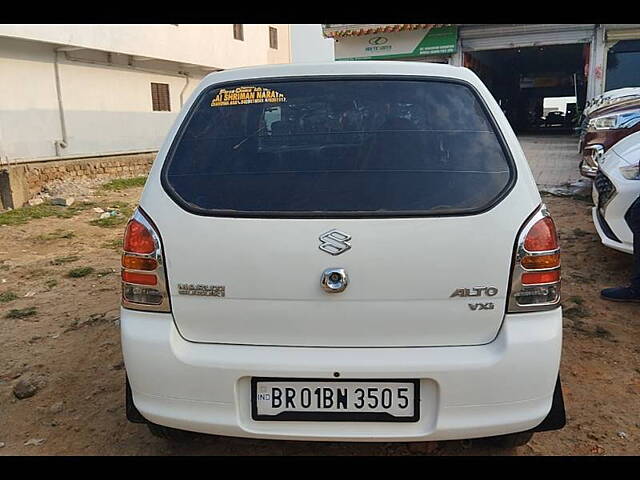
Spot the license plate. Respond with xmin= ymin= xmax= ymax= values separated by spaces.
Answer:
xmin=251 ymin=378 xmax=419 ymax=422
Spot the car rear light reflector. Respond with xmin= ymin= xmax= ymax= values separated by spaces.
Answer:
xmin=122 ymin=255 xmax=158 ymax=271
xmin=124 ymin=219 xmax=156 ymax=254
xmin=122 ymin=270 xmax=157 ymax=286
xmin=523 ymin=217 xmax=558 ymax=251
xmin=513 ymin=284 xmax=560 ymax=307
xmin=521 ymin=270 xmax=561 ymax=285
xmin=508 ymin=206 xmax=561 ymax=313
xmin=123 ymin=285 xmax=164 ymax=305
xmin=121 ymin=209 xmax=170 ymax=313
xmin=520 ymin=253 xmax=560 ymax=269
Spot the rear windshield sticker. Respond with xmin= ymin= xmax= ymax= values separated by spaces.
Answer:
xmin=211 ymin=86 xmax=287 ymax=107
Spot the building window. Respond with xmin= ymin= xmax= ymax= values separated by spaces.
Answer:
xmin=269 ymin=27 xmax=278 ymax=49
xmin=151 ymin=83 xmax=171 ymax=112
xmin=233 ymin=24 xmax=244 ymax=41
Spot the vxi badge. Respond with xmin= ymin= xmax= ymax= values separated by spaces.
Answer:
xmin=450 ymin=286 xmax=498 ymax=312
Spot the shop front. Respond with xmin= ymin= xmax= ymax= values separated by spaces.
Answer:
xmin=323 ymin=24 xmax=640 ymax=133
xmin=457 ymin=24 xmax=596 ymax=133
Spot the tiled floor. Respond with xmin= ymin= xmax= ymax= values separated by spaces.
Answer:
xmin=517 ymin=133 xmax=583 ymax=187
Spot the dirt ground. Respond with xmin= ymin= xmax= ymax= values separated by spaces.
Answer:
xmin=0 ymin=184 xmax=638 ymax=456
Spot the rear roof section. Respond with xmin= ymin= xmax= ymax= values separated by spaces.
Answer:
xmin=198 ymin=61 xmax=481 ymax=89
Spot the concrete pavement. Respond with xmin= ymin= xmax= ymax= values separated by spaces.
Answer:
xmin=518 ymin=133 xmax=583 ymax=188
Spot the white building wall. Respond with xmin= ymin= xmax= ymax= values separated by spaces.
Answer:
xmin=0 ymin=25 xmax=292 ymax=163
xmin=0 ymin=24 xmax=291 ymax=69
xmin=290 ymin=24 xmax=334 ymax=63
xmin=0 ymin=38 xmax=62 ymax=160
xmin=0 ymin=37 xmax=206 ymax=161
xmin=57 ymin=58 xmax=204 ymax=157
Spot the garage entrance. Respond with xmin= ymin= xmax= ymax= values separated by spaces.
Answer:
xmin=463 ymin=44 xmax=589 ymax=134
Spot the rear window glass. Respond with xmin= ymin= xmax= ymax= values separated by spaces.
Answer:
xmin=162 ymin=78 xmax=513 ymax=217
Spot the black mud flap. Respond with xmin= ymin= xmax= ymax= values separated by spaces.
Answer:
xmin=126 ymin=374 xmax=148 ymax=424
xmin=529 ymin=375 xmax=566 ymax=433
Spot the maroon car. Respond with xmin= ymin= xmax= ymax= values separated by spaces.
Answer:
xmin=579 ymin=96 xmax=640 ymax=177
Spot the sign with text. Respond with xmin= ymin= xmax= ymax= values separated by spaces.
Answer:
xmin=335 ymin=26 xmax=458 ymax=61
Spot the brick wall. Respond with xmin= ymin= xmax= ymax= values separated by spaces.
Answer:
xmin=0 ymin=152 xmax=156 ymax=209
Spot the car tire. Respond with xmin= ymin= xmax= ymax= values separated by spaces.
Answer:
xmin=146 ymin=422 xmax=198 ymax=442
xmin=483 ymin=431 xmax=534 ymax=448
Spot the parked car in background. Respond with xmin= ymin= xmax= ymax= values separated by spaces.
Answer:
xmin=579 ymin=89 xmax=640 ymax=178
xmin=592 ymin=131 xmax=640 ymax=254
xmin=582 ymin=87 xmax=640 ymax=118
xmin=544 ymin=111 xmax=565 ymax=127
xmin=120 ymin=61 xmax=565 ymax=447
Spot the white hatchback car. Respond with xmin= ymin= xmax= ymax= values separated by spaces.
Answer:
xmin=120 ymin=62 xmax=565 ymax=447
xmin=593 ymin=131 xmax=640 ymax=254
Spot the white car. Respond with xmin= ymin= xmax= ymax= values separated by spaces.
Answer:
xmin=120 ymin=61 xmax=565 ymax=447
xmin=593 ymin=131 xmax=640 ymax=254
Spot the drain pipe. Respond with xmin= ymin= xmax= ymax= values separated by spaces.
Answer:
xmin=53 ymin=48 xmax=68 ymax=156
xmin=179 ymin=71 xmax=190 ymax=107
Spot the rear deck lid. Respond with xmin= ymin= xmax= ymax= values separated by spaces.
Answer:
xmin=157 ymin=76 xmax=520 ymax=347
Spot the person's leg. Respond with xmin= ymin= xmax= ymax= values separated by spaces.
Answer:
xmin=601 ymin=195 xmax=640 ymax=302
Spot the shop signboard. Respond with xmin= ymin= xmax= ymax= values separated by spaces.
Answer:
xmin=335 ymin=26 xmax=458 ymax=61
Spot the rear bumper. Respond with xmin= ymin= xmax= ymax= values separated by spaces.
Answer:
xmin=121 ymin=308 xmax=563 ymax=442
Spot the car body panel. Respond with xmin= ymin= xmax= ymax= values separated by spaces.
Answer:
xmin=139 ymin=62 xmax=540 ymax=348
xmin=592 ymin=131 xmax=640 ymax=254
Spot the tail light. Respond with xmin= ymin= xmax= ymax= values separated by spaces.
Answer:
xmin=121 ymin=209 xmax=171 ymax=312
xmin=508 ymin=206 xmax=561 ymax=312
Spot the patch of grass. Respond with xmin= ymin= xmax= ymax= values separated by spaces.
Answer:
xmin=0 ymin=203 xmax=63 ymax=226
xmin=0 ymin=201 xmax=97 ymax=227
xmin=5 ymin=307 xmax=37 ymax=319
xmin=90 ymin=215 xmax=128 ymax=228
xmin=67 ymin=266 xmax=94 ymax=278
xmin=25 ymin=268 xmax=50 ymax=279
xmin=35 ymin=229 xmax=76 ymax=241
xmin=569 ymin=318 xmax=589 ymax=334
xmin=564 ymin=305 xmax=591 ymax=320
xmin=101 ymin=237 xmax=123 ymax=251
xmin=569 ymin=272 xmax=597 ymax=284
xmin=89 ymin=203 xmax=133 ymax=228
xmin=51 ymin=255 xmax=80 ymax=265
xmin=100 ymin=177 xmax=147 ymax=191
xmin=0 ymin=291 xmax=18 ymax=303
xmin=594 ymin=325 xmax=613 ymax=339
xmin=96 ymin=269 xmax=115 ymax=277
xmin=567 ymin=295 xmax=584 ymax=305
xmin=45 ymin=279 xmax=58 ymax=289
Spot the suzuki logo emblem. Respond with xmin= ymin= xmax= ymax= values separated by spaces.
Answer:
xmin=319 ymin=229 xmax=351 ymax=256
xmin=368 ymin=36 xmax=389 ymax=45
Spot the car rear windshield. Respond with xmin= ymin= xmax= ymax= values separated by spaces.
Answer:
xmin=162 ymin=78 xmax=514 ymax=217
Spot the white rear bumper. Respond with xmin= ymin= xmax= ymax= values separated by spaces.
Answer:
xmin=121 ymin=308 xmax=562 ymax=442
